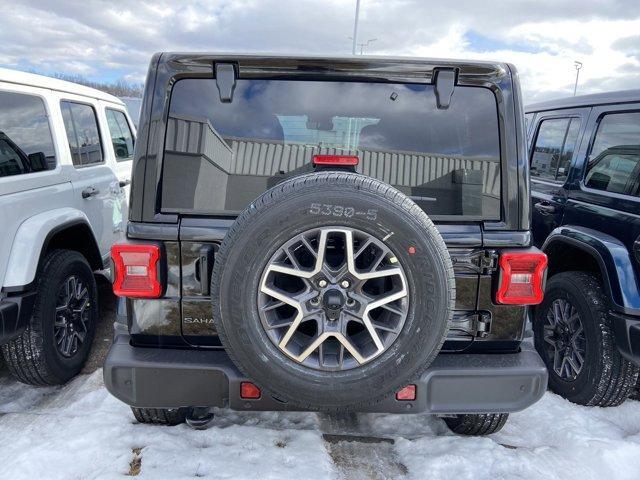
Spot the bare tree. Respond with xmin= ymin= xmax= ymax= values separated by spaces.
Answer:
xmin=48 ymin=72 xmax=144 ymax=97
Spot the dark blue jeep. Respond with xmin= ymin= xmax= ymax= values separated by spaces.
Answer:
xmin=527 ymin=90 xmax=640 ymax=405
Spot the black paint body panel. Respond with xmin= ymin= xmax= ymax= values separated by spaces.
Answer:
xmin=126 ymin=220 xmax=528 ymax=352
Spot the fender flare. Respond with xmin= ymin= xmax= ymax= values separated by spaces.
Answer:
xmin=542 ymin=225 xmax=640 ymax=315
xmin=3 ymin=208 xmax=100 ymax=290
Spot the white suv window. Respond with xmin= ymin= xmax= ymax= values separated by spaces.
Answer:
xmin=60 ymin=101 xmax=104 ymax=167
xmin=105 ymin=108 xmax=134 ymax=162
xmin=0 ymin=91 xmax=56 ymax=177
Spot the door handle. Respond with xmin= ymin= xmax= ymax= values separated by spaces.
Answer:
xmin=534 ymin=201 xmax=556 ymax=214
xmin=81 ymin=186 xmax=99 ymax=199
xmin=119 ymin=179 xmax=131 ymax=188
xmin=195 ymin=245 xmax=215 ymax=295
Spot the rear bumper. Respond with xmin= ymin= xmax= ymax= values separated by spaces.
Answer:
xmin=611 ymin=311 xmax=640 ymax=365
xmin=0 ymin=291 xmax=36 ymax=344
xmin=104 ymin=325 xmax=548 ymax=414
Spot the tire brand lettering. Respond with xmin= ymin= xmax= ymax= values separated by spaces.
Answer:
xmin=309 ymin=203 xmax=377 ymax=220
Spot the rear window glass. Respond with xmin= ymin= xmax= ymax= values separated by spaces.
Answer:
xmin=161 ymin=78 xmax=501 ymax=219
xmin=0 ymin=91 xmax=56 ymax=178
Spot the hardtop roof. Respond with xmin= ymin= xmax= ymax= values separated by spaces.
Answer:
xmin=526 ymin=89 xmax=640 ymax=113
xmin=0 ymin=67 xmax=123 ymax=105
xmin=154 ymin=52 xmax=514 ymax=83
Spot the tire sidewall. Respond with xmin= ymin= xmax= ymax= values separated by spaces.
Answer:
xmin=214 ymin=175 xmax=454 ymax=408
xmin=534 ymin=274 xmax=600 ymax=400
xmin=37 ymin=252 xmax=98 ymax=382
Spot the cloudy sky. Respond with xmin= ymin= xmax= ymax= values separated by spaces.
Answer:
xmin=0 ymin=0 xmax=638 ymax=103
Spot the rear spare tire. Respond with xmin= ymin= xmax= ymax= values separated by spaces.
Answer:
xmin=212 ymin=172 xmax=455 ymax=409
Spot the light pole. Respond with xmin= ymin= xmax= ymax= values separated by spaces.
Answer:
xmin=348 ymin=37 xmax=377 ymax=55
xmin=358 ymin=38 xmax=377 ymax=55
xmin=351 ymin=0 xmax=361 ymax=55
xmin=573 ymin=61 xmax=583 ymax=97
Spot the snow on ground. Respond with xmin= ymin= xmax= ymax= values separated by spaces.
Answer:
xmin=1 ymin=368 xmax=639 ymax=480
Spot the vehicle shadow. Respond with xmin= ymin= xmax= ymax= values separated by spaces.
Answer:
xmin=82 ymin=277 xmax=117 ymax=374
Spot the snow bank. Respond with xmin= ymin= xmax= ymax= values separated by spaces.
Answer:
xmin=1 ymin=369 xmax=639 ymax=480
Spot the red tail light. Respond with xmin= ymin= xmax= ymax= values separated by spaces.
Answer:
xmin=396 ymin=385 xmax=416 ymax=401
xmin=111 ymin=244 xmax=162 ymax=298
xmin=313 ymin=154 xmax=359 ymax=166
xmin=496 ymin=251 xmax=547 ymax=305
xmin=240 ymin=382 xmax=261 ymax=399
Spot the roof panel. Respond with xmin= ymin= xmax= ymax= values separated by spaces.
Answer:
xmin=0 ymin=67 xmax=123 ymax=104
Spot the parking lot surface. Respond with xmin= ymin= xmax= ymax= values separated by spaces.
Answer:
xmin=1 ymin=290 xmax=639 ymax=480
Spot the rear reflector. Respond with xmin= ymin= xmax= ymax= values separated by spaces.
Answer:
xmin=496 ymin=251 xmax=547 ymax=305
xmin=396 ymin=385 xmax=416 ymax=401
xmin=313 ymin=154 xmax=359 ymax=166
xmin=240 ymin=382 xmax=261 ymax=399
xmin=111 ymin=244 xmax=162 ymax=298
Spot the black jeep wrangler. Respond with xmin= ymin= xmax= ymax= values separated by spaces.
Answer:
xmin=104 ymin=53 xmax=548 ymax=435
xmin=527 ymin=90 xmax=640 ymax=405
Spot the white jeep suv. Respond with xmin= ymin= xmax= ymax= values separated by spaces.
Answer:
xmin=0 ymin=68 xmax=135 ymax=385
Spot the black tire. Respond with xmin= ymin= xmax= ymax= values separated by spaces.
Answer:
xmin=631 ymin=378 xmax=640 ymax=401
xmin=212 ymin=172 xmax=455 ymax=410
xmin=1 ymin=250 xmax=98 ymax=385
xmin=533 ymin=272 xmax=639 ymax=406
xmin=443 ymin=413 xmax=509 ymax=436
xmin=131 ymin=407 xmax=187 ymax=426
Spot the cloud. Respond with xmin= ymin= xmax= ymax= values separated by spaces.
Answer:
xmin=0 ymin=0 xmax=638 ymax=102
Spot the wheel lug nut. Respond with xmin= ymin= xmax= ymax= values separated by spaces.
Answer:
xmin=318 ymin=280 xmax=327 ymax=288
xmin=341 ymin=280 xmax=350 ymax=289
xmin=310 ymin=297 xmax=320 ymax=306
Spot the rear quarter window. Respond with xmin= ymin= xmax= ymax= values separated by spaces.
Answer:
xmin=531 ymin=117 xmax=580 ymax=183
xmin=161 ymin=78 xmax=502 ymax=220
xmin=106 ymin=108 xmax=135 ymax=161
xmin=60 ymin=101 xmax=104 ymax=167
xmin=585 ymin=111 xmax=640 ymax=196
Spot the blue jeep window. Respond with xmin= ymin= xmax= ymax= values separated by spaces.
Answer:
xmin=161 ymin=78 xmax=502 ymax=220
xmin=586 ymin=112 xmax=640 ymax=196
xmin=531 ymin=117 xmax=580 ymax=182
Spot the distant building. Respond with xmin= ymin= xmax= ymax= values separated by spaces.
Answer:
xmin=276 ymin=115 xmax=379 ymax=150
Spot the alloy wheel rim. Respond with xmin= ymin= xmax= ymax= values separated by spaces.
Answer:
xmin=54 ymin=275 xmax=91 ymax=358
xmin=257 ymin=227 xmax=409 ymax=371
xmin=543 ymin=298 xmax=586 ymax=381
